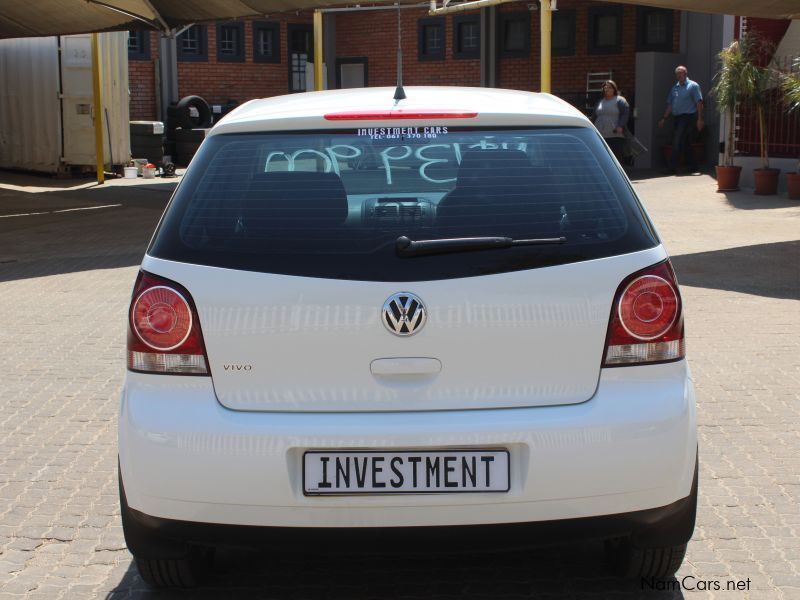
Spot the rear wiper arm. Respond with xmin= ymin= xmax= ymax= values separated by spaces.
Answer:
xmin=395 ymin=235 xmax=566 ymax=258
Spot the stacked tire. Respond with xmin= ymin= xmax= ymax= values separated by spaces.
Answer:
xmin=167 ymin=95 xmax=213 ymax=166
xmin=130 ymin=121 xmax=165 ymax=166
xmin=174 ymin=128 xmax=209 ymax=166
xmin=168 ymin=95 xmax=213 ymax=130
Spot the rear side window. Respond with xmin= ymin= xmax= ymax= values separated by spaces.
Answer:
xmin=149 ymin=127 xmax=657 ymax=281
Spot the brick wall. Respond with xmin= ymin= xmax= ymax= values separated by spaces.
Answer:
xmin=177 ymin=16 xmax=312 ymax=106
xmin=336 ymin=8 xmax=481 ymax=88
xmin=333 ymin=1 xmax=682 ymax=103
xmin=500 ymin=2 xmax=627 ymax=95
xmin=497 ymin=1 xmax=680 ymax=105
xmin=128 ymin=34 xmax=159 ymax=121
xmin=127 ymin=3 xmax=681 ymax=120
xmin=128 ymin=14 xmax=312 ymax=121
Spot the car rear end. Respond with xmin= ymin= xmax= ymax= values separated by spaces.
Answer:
xmin=118 ymin=87 xmax=696 ymax=586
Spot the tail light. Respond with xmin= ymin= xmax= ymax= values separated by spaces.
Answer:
xmin=603 ymin=261 xmax=685 ymax=367
xmin=127 ymin=271 xmax=209 ymax=375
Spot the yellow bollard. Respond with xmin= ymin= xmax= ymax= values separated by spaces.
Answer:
xmin=91 ymin=33 xmax=105 ymax=184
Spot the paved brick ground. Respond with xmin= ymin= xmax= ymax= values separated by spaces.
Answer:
xmin=0 ymin=170 xmax=798 ymax=599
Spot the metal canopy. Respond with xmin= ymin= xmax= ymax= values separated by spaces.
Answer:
xmin=1 ymin=0 xmax=798 ymax=39
xmin=0 ymin=0 xmax=387 ymax=38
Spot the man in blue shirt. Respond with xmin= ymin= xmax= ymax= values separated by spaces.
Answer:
xmin=658 ymin=66 xmax=704 ymax=174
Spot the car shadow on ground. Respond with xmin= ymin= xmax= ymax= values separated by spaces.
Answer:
xmin=671 ymin=240 xmax=800 ymax=301
xmin=104 ymin=544 xmax=686 ymax=599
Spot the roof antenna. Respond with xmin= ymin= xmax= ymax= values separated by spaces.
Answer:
xmin=393 ymin=3 xmax=406 ymax=101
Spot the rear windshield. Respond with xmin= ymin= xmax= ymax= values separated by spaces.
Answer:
xmin=149 ymin=127 xmax=657 ymax=281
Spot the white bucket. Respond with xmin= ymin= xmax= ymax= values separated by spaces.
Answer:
xmin=123 ymin=166 xmax=138 ymax=179
xmin=142 ymin=166 xmax=156 ymax=179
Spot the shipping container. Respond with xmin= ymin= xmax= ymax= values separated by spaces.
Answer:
xmin=0 ymin=32 xmax=130 ymax=174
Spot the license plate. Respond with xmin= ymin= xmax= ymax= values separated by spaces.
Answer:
xmin=303 ymin=449 xmax=510 ymax=495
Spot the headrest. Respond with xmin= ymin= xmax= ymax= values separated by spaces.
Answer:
xmin=246 ymin=171 xmax=348 ymax=225
xmin=251 ymin=171 xmax=346 ymax=196
xmin=456 ymin=150 xmax=532 ymax=187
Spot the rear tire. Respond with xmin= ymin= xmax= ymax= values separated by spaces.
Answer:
xmin=134 ymin=547 xmax=214 ymax=588
xmin=606 ymin=453 xmax=697 ymax=578
xmin=606 ymin=539 xmax=687 ymax=578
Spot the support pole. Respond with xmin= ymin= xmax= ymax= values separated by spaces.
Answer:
xmin=158 ymin=33 xmax=179 ymax=123
xmin=313 ymin=10 xmax=324 ymax=91
xmin=540 ymin=0 xmax=552 ymax=93
xmin=91 ymin=33 xmax=105 ymax=184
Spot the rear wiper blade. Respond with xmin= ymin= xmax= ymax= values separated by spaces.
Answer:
xmin=395 ymin=235 xmax=566 ymax=258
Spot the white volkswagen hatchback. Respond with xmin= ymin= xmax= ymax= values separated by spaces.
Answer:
xmin=119 ymin=87 xmax=697 ymax=587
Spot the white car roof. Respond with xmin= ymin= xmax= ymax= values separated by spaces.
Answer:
xmin=210 ymin=86 xmax=593 ymax=135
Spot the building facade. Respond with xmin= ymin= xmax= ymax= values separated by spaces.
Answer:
xmin=127 ymin=1 xmax=681 ymax=125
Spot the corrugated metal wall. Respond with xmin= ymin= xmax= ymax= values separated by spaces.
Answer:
xmin=0 ymin=37 xmax=62 ymax=172
xmin=0 ymin=32 xmax=130 ymax=173
xmin=101 ymin=31 xmax=131 ymax=167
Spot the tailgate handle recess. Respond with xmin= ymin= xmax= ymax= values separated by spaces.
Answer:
xmin=370 ymin=357 xmax=442 ymax=376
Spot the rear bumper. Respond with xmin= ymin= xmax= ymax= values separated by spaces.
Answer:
xmin=123 ymin=482 xmax=697 ymax=555
xmin=119 ymin=360 xmax=696 ymax=529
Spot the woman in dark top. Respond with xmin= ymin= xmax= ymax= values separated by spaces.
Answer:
xmin=594 ymin=80 xmax=630 ymax=162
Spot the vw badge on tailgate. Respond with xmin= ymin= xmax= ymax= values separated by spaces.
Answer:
xmin=382 ymin=293 xmax=426 ymax=336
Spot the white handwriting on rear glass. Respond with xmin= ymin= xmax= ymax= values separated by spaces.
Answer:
xmin=264 ymin=139 xmax=527 ymax=185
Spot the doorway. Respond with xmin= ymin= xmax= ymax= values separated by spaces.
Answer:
xmin=287 ymin=24 xmax=313 ymax=92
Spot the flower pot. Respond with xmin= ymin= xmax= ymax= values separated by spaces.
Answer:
xmin=753 ymin=168 xmax=779 ymax=195
xmin=786 ymin=172 xmax=800 ymax=200
xmin=715 ymin=165 xmax=742 ymax=192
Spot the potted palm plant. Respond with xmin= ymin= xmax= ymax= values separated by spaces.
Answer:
xmin=711 ymin=38 xmax=752 ymax=191
xmin=782 ymin=59 xmax=800 ymax=199
xmin=747 ymin=55 xmax=780 ymax=195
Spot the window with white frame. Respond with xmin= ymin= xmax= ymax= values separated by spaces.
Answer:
xmin=217 ymin=22 xmax=244 ymax=62
xmin=418 ymin=18 xmax=445 ymax=61
xmin=254 ymin=22 xmax=280 ymax=63
xmin=177 ymin=25 xmax=207 ymax=61
xmin=454 ymin=15 xmax=480 ymax=59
